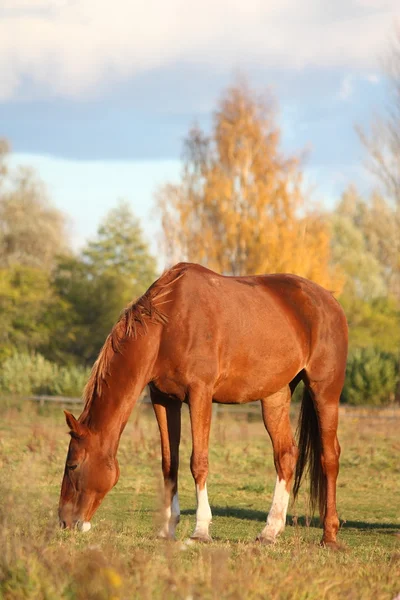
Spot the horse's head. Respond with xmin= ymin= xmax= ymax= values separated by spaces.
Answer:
xmin=58 ymin=411 xmax=120 ymax=531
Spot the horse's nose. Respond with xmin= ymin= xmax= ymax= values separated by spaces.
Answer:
xmin=58 ymin=504 xmax=75 ymax=529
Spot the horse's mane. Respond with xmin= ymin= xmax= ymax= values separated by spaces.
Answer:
xmin=80 ymin=264 xmax=187 ymax=420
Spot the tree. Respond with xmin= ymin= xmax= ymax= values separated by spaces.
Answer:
xmin=358 ymin=30 xmax=400 ymax=399
xmin=332 ymin=185 xmax=398 ymax=300
xmin=52 ymin=202 xmax=157 ymax=365
xmin=0 ymin=139 xmax=9 ymax=183
xmin=331 ymin=185 xmax=400 ymax=354
xmin=358 ymin=30 xmax=400 ymax=212
xmin=82 ymin=200 xmax=156 ymax=288
xmin=0 ymin=140 xmax=70 ymax=362
xmin=0 ymin=141 xmax=68 ymax=271
xmin=0 ymin=265 xmax=58 ymax=361
xmin=157 ymin=81 xmax=342 ymax=290
xmin=51 ymin=259 xmax=131 ymax=364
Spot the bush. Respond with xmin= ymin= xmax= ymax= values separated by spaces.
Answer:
xmin=342 ymin=347 xmax=399 ymax=406
xmin=46 ymin=364 xmax=90 ymax=397
xmin=1 ymin=350 xmax=398 ymax=406
xmin=0 ymin=353 xmax=89 ymax=397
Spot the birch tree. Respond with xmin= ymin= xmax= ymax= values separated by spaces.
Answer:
xmin=157 ymin=82 xmax=342 ymax=290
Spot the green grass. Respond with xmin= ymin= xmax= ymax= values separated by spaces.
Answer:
xmin=0 ymin=397 xmax=399 ymax=599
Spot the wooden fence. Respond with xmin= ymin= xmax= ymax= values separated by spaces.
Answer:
xmin=21 ymin=395 xmax=400 ymax=420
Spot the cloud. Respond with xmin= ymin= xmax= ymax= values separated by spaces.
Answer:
xmin=338 ymin=75 xmax=354 ymax=101
xmin=0 ymin=0 xmax=399 ymax=100
xmin=338 ymin=71 xmax=382 ymax=101
xmin=365 ymin=73 xmax=380 ymax=84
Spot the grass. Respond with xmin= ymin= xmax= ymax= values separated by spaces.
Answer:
xmin=0 ymin=397 xmax=399 ymax=599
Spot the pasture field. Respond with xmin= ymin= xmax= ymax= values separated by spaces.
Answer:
xmin=0 ymin=396 xmax=399 ymax=600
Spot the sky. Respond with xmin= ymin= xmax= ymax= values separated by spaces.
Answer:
xmin=1 ymin=0 xmax=399 ymax=258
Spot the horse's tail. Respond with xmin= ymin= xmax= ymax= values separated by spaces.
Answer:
xmin=292 ymin=386 xmax=326 ymax=521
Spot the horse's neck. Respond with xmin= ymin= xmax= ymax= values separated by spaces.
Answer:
xmin=84 ymin=332 xmax=158 ymax=446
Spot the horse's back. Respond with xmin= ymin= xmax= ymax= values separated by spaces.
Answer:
xmin=167 ymin=263 xmax=346 ymax=344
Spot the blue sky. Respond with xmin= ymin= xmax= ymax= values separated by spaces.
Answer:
xmin=1 ymin=0 xmax=398 ymax=260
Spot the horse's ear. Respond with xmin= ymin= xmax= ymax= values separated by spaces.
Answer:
xmin=64 ymin=411 xmax=87 ymax=439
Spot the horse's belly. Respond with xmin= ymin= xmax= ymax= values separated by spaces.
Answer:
xmin=213 ymin=358 xmax=302 ymax=403
xmin=212 ymin=383 xmax=267 ymax=404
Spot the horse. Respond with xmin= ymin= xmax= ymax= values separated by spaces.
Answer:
xmin=58 ymin=262 xmax=348 ymax=547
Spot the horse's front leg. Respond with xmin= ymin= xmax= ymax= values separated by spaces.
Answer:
xmin=188 ymin=384 xmax=213 ymax=542
xmin=151 ymin=389 xmax=181 ymax=540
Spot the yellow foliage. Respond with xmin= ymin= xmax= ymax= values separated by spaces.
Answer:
xmin=157 ymin=81 xmax=342 ymax=292
xmin=103 ymin=567 xmax=122 ymax=588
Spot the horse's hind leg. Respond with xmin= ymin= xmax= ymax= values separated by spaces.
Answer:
xmin=151 ymin=388 xmax=182 ymax=540
xmin=257 ymin=385 xmax=298 ymax=543
xmin=308 ymin=379 xmax=341 ymax=548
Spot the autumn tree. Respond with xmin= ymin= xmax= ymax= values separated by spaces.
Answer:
xmin=0 ymin=139 xmax=9 ymax=183
xmin=0 ymin=141 xmax=68 ymax=271
xmin=157 ymin=82 xmax=342 ymax=290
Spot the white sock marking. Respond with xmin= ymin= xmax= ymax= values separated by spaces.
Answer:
xmin=159 ymin=492 xmax=180 ymax=539
xmin=260 ymin=477 xmax=290 ymax=541
xmin=192 ymin=484 xmax=212 ymax=539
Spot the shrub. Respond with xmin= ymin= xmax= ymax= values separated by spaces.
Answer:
xmin=44 ymin=363 xmax=90 ymax=397
xmin=342 ymin=347 xmax=398 ymax=406
xmin=0 ymin=353 xmax=89 ymax=397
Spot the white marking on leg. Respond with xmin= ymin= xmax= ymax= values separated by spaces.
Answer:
xmin=191 ymin=484 xmax=212 ymax=540
xmin=159 ymin=492 xmax=180 ymax=539
xmin=259 ymin=477 xmax=290 ymax=542
xmin=78 ymin=521 xmax=91 ymax=532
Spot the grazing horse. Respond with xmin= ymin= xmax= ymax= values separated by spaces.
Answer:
xmin=59 ymin=262 xmax=348 ymax=547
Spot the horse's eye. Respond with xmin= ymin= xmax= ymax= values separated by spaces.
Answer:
xmin=67 ymin=464 xmax=78 ymax=471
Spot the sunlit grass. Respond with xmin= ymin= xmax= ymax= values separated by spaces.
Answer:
xmin=0 ymin=397 xmax=399 ymax=599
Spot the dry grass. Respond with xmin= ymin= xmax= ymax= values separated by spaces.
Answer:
xmin=0 ymin=397 xmax=399 ymax=599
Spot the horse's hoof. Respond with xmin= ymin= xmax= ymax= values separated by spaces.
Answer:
xmin=157 ymin=531 xmax=176 ymax=542
xmin=180 ymin=535 xmax=212 ymax=549
xmin=189 ymin=534 xmax=213 ymax=543
xmin=320 ymin=540 xmax=343 ymax=551
xmin=255 ymin=535 xmax=275 ymax=545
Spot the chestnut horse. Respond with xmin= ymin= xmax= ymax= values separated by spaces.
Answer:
xmin=59 ymin=262 xmax=348 ymax=547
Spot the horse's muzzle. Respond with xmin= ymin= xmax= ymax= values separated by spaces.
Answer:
xmin=59 ymin=519 xmax=91 ymax=532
